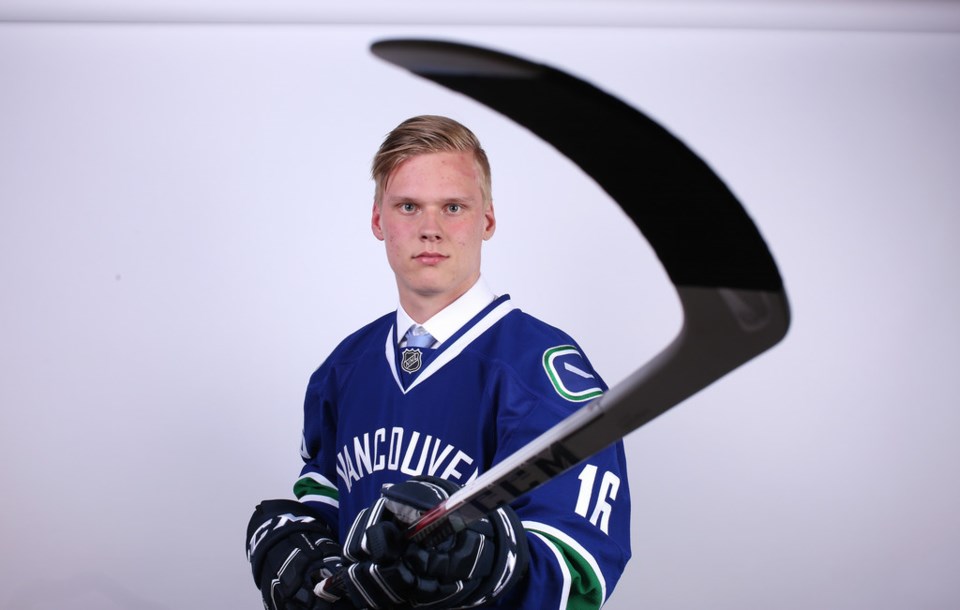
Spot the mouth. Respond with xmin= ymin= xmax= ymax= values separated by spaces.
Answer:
xmin=414 ymin=252 xmax=448 ymax=265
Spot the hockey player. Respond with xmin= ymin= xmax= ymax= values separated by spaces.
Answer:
xmin=247 ymin=115 xmax=631 ymax=609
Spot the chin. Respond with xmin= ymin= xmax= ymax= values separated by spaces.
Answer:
xmin=411 ymin=284 xmax=451 ymax=298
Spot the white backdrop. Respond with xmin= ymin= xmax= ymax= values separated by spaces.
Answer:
xmin=1 ymin=6 xmax=959 ymax=610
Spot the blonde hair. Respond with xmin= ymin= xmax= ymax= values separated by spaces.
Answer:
xmin=372 ymin=115 xmax=492 ymax=205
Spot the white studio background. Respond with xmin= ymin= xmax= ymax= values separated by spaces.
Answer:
xmin=1 ymin=7 xmax=959 ymax=610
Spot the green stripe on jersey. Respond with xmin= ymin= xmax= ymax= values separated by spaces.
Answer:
xmin=530 ymin=528 xmax=605 ymax=610
xmin=293 ymin=476 xmax=339 ymax=502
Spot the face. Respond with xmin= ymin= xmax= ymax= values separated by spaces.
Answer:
xmin=372 ymin=151 xmax=496 ymax=318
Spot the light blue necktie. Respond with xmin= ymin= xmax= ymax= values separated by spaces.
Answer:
xmin=404 ymin=325 xmax=435 ymax=348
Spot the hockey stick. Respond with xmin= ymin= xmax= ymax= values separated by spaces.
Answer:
xmin=318 ymin=38 xmax=790 ymax=598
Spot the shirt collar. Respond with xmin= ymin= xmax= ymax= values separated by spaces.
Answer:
xmin=395 ymin=277 xmax=497 ymax=347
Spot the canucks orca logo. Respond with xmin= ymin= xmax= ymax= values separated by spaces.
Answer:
xmin=401 ymin=348 xmax=423 ymax=373
xmin=542 ymin=345 xmax=604 ymax=402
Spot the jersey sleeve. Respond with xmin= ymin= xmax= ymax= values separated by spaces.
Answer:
xmin=293 ymin=361 xmax=342 ymax=531
xmin=488 ymin=333 xmax=632 ymax=610
xmin=292 ymin=316 xmax=391 ymax=535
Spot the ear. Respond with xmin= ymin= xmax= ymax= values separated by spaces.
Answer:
xmin=482 ymin=200 xmax=496 ymax=241
xmin=371 ymin=201 xmax=385 ymax=241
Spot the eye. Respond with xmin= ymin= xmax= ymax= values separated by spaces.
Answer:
xmin=446 ymin=203 xmax=462 ymax=214
xmin=400 ymin=202 xmax=417 ymax=213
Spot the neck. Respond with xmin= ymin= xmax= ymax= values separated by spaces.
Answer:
xmin=399 ymin=292 xmax=460 ymax=324
xmin=398 ymin=277 xmax=479 ymax=324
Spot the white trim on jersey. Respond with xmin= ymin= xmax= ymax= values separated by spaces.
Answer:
xmin=523 ymin=519 xmax=608 ymax=607
xmin=299 ymin=495 xmax=338 ymax=509
xmin=384 ymin=298 xmax=517 ymax=394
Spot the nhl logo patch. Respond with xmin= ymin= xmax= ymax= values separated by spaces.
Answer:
xmin=401 ymin=348 xmax=423 ymax=373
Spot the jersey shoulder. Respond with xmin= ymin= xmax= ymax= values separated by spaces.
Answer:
xmin=477 ymin=307 xmax=608 ymax=406
xmin=500 ymin=308 xmax=580 ymax=348
xmin=308 ymin=312 xmax=393 ymax=382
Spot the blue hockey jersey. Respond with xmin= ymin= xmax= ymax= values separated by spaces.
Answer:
xmin=296 ymin=293 xmax=631 ymax=609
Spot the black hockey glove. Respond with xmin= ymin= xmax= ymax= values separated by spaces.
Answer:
xmin=246 ymin=499 xmax=352 ymax=610
xmin=340 ymin=475 xmax=529 ymax=609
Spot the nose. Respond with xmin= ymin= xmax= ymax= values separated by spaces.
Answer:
xmin=419 ymin=210 xmax=442 ymax=241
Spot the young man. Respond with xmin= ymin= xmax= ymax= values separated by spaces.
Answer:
xmin=247 ymin=115 xmax=631 ymax=610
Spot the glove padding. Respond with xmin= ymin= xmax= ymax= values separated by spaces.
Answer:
xmin=246 ymin=499 xmax=349 ymax=610
xmin=340 ymin=476 xmax=529 ymax=609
